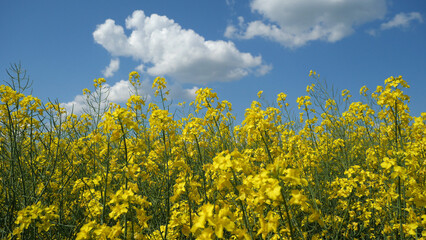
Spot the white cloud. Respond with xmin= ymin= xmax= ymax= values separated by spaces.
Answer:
xmin=366 ymin=29 xmax=377 ymax=36
xmin=106 ymin=80 xmax=134 ymax=103
xmin=256 ymin=64 xmax=273 ymax=76
xmin=61 ymin=94 xmax=87 ymax=115
xmin=225 ymin=0 xmax=236 ymax=12
xmin=225 ymin=0 xmax=235 ymax=7
xmin=224 ymin=25 xmax=237 ymax=39
xmin=226 ymin=0 xmax=387 ymax=48
xmin=102 ymin=58 xmax=120 ymax=77
xmin=61 ymin=80 xmax=131 ymax=115
xmin=381 ymin=12 xmax=423 ymax=30
xmin=93 ymin=10 xmax=269 ymax=84
xmin=168 ymin=85 xmax=199 ymax=101
xmin=225 ymin=16 xmax=245 ymax=38
xmin=61 ymin=78 xmax=199 ymax=114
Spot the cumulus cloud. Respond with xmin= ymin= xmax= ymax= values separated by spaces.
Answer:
xmin=61 ymin=78 xmax=199 ymax=114
xmin=102 ymin=58 xmax=120 ymax=77
xmin=61 ymin=94 xmax=87 ymax=115
xmin=61 ymin=80 xmax=136 ymax=115
xmin=226 ymin=0 xmax=387 ymax=48
xmin=168 ymin=85 xmax=199 ymax=101
xmin=93 ymin=10 xmax=269 ymax=84
xmin=381 ymin=12 xmax=423 ymax=30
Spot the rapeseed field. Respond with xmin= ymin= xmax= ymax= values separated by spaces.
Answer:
xmin=1 ymin=69 xmax=425 ymax=239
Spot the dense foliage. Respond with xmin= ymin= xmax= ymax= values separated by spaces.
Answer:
xmin=1 ymin=66 xmax=425 ymax=239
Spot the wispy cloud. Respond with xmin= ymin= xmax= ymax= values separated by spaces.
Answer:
xmin=225 ymin=0 xmax=236 ymax=12
xmin=102 ymin=58 xmax=120 ymax=77
xmin=381 ymin=12 xmax=423 ymax=30
xmin=93 ymin=10 xmax=270 ymax=84
xmin=225 ymin=0 xmax=387 ymax=48
xmin=367 ymin=12 xmax=423 ymax=36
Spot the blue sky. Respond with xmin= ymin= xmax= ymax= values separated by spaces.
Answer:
xmin=1 ymin=0 xmax=425 ymax=123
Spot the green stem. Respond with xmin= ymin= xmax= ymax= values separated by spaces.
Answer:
xmin=280 ymin=188 xmax=295 ymax=240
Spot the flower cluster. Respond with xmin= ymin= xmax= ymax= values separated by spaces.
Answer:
xmin=1 ymin=70 xmax=425 ymax=239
